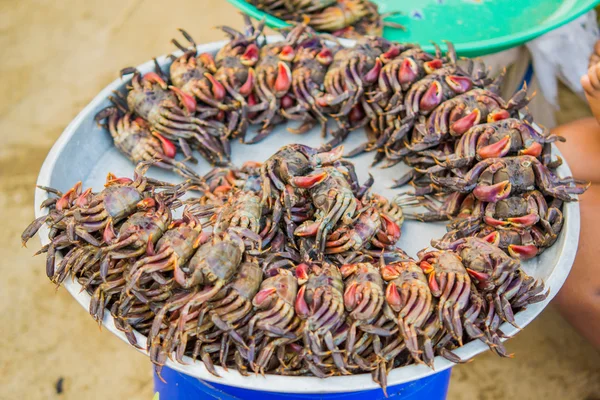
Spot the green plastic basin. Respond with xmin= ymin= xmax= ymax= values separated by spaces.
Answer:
xmin=227 ymin=0 xmax=600 ymax=57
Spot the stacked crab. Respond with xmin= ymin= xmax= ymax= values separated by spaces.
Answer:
xmin=24 ymin=143 xmax=553 ymax=393
xmin=247 ymin=0 xmax=405 ymax=39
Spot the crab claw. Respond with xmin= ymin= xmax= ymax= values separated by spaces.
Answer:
xmin=477 ymin=135 xmax=511 ymax=159
xmin=170 ymin=86 xmax=197 ymax=114
xmin=290 ymin=171 xmax=327 ymax=189
xmin=419 ymin=260 xmax=434 ymax=274
xmin=343 ymin=282 xmax=358 ymax=310
xmin=241 ymin=44 xmax=259 ymax=66
xmin=466 ymin=268 xmax=490 ymax=283
xmin=274 ymin=62 xmax=292 ymax=96
xmin=473 ymin=181 xmax=511 ymax=202
xmin=254 ymin=287 xmax=276 ymax=306
xmin=152 ymin=132 xmax=177 ymax=158
xmin=420 ymin=81 xmax=442 ymax=111
xmin=310 ymin=48 xmax=330 ymax=66
xmin=507 ymin=213 xmax=539 ymax=227
xmin=144 ymin=72 xmax=167 ymax=89
xmin=349 ymin=104 xmax=365 ymax=123
xmin=427 ymin=272 xmax=441 ymax=296
xmin=281 ymin=95 xmax=294 ymax=109
xmin=105 ymin=175 xmax=133 ymax=186
xmin=339 ymin=263 xmax=358 ymax=278
xmin=481 ymin=231 xmax=500 ymax=245
xmin=508 ymin=244 xmax=538 ymax=260
xmin=385 ymin=282 xmax=401 ymax=311
xmin=450 ymin=109 xmax=481 ymax=136
xmin=56 ymin=182 xmax=82 ymax=211
xmin=381 ymin=265 xmax=400 ymax=281
xmin=295 ymin=286 xmax=310 ymax=318
xmin=103 ymin=220 xmax=117 ymax=243
xmin=381 ymin=46 xmax=401 ymax=63
xmin=381 ymin=214 xmax=401 ymax=243
xmin=423 ymin=59 xmax=443 ymax=74
xmin=204 ymin=73 xmax=226 ymax=101
xmin=364 ymin=58 xmax=382 ymax=84
xmin=295 ymin=263 xmax=310 ymax=284
xmin=137 ymin=197 xmax=156 ymax=209
xmin=399 ymin=58 xmax=418 ymax=85
xmin=519 ymin=141 xmax=543 ymax=157
xmin=487 ymin=109 xmax=510 ymax=122
xmin=312 ymin=145 xmax=344 ymax=166
xmin=199 ymin=53 xmax=217 ymax=71
xmin=483 ymin=216 xmax=509 ymax=227
xmin=239 ymin=68 xmax=255 ymax=97
xmin=75 ymin=188 xmax=93 ymax=208
xmin=294 ymin=221 xmax=320 ymax=237
xmin=445 ymin=75 xmax=473 ymax=94
xmin=279 ymin=45 xmax=296 ymax=62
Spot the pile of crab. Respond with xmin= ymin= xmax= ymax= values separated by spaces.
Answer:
xmin=247 ymin=0 xmax=405 ymax=39
xmin=24 ymin=143 xmax=555 ymax=393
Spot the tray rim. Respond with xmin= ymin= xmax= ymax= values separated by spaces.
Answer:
xmin=226 ymin=0 xmax=600 ymax=57
xmin=32 ymin=36 xmax=581 ymax=393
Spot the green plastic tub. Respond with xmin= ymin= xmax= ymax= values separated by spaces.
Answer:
xmin=227 ymin=0 xmax=600 ymax=57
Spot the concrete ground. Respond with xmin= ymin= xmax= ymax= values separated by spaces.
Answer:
xmin=1 ymin=1 xmax=599 ymax=399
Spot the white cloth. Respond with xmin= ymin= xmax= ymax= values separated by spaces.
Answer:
xmin=526 ymin=10 xmax=599 ymax=108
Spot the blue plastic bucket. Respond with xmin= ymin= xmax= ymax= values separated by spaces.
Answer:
xmin=153 ymin=365 xmax=452 ymax=399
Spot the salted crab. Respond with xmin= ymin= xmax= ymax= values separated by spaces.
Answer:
xmin=430 ymin=155 xmax=589 ymax=202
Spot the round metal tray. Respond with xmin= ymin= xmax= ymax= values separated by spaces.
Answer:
xmin=33 ymin=37 xmax=580 ymax=393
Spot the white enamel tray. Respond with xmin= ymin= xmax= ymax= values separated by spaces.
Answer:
xmin=33 ymin=37 xmax=580 ymax=393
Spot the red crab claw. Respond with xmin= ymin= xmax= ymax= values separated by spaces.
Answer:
xmin=519 ymin=141 xmax=543 ymax=157
xmin=143 ymin=72 xmax=168 ymax=89
xmin=364 ymin=58 xmax=382 ymax=84
xmin=56 ymin=182 xmax=82 ymax=211
xmin=385 ymin=282 xmax=402 ymax=311
xmin=381 ymin=214 xmax=401 ymax=243
xmin=204 ymin=73 xmax=226 ymax=101
xmin=290 ymin=171 xmax=327 ymax=188
xmin=169 ymin=86 xmax=197 ymax=114
xmin=380 ymin=265 xmax=400 ymax=281
xmin=450 ymin=109 xmax=481 ymax=136
xmin=481 ymin=231 xmax=500 ymax=245
xmin=238 ymin=68 xmax=255 ymax=97
xmin=465 ymin=268 xmax=490 ymax=283
xmin=294 ymin=221 xmax=320 ymax=237
xmin=381 ymin=46 xmax=401 ymax=63
xmin=137 ymin=197 xmax=156 ymax=209
xmin=241 ymin=44 xmax=259 ymax=66
xmin=424 ymin=59 xmax=443 ymax=74
xmin=477 ymin=135 xmax=511 ymax=159
xmin=295 ymin=263 xmax=310 ymax=285
xmin=483 ymin=216 xmax=509 ymax=227
xmin=419 ymin=260 xmax=434 ymax=274
xmin=75 ymin=188 xmax=93 ymax=208
xmin=248 ymin=93 xmax=259 ymax=119
xmin=313 ymin=145 xmax=344 ymax=166
xmin=473 ymin=181 xmax=511 ymax=202
xmin=254 ymin=287 xmax=276 ymax=306
xmin=507 ymin=213 xmax=539 ymax=227
xmin=103 ymin=219 xmax=117 ymax=243
xmin=343 ymin=282 xmax=358 ymax=310
xmin=274 ymin=62 xmax=292 ymax=95
xmin=445 ymin=75 xmax=473 ymax=94
xmin=295 ymin=286 xmax=310 ymax=318
xmin=199 ymin=53 xmax=217 ymax=71
xmin=399 ymin=58 xmax=418 ymax=85
xmin=279 ymin=45 xmax=296 ymax=62
xmin=508 ymin=244 xmax=538 ymax=260
xmin=339 ymin=263 xmax=358 ymax=278
xmin=427 ymin=271 xmax=441 ymax=296
xmin=420 ymin=81 xmax=443 ymax=111
xmin=105 ymin=175 xmax=133 ymax=186
xmin=317 ymin=48 xmax=333 ymax=65
xmin=487 ymin=109 xmax=510 ymax=122
xmin=152 ymin=132 xmax=177 ymax=158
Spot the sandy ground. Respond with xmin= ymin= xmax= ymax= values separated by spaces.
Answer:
xmin=1 ymin=1 xmax=599 ymax=399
